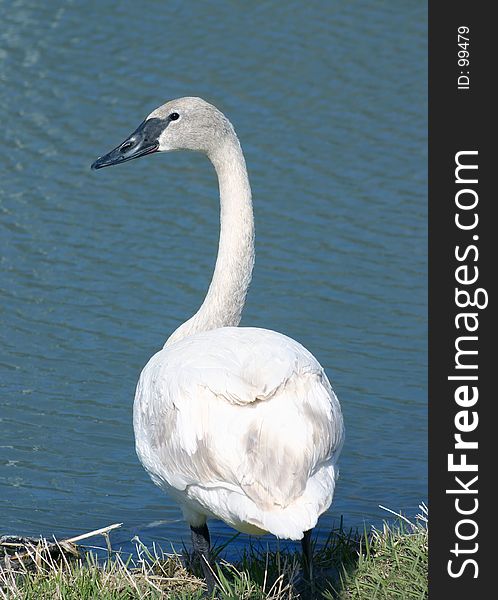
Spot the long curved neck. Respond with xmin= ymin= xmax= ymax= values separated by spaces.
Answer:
xmin=165 ymin=134 xmax=254 ymax=346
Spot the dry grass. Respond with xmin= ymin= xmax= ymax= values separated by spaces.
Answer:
xmin=1 ymin=506 xmax=428 ymax=599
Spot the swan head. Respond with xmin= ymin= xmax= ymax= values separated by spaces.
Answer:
xmin=91 ymin=97 xmax=234 ymax=170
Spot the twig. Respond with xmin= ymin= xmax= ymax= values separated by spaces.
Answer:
xmin=64 ymin=523 xmax=123 ymax=545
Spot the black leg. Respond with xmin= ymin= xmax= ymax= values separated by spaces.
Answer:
xmin=191 ymin=523 xmax=217 ymax=595
xmin=301 ymin=529 xmax=315 ymax=589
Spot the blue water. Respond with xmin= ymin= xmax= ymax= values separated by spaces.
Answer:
xmin=0 ymin=0 xmax=427 ymax=555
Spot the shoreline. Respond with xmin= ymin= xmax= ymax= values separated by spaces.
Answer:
xmin=1 ymin=509 xmax=428 ymax=599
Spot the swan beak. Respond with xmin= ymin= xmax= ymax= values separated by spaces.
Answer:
xmin=91 ymin=118 xmax=165 ymax=170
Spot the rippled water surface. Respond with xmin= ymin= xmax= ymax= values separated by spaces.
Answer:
xmin=1 ymin=0 xmax=427 ymax=553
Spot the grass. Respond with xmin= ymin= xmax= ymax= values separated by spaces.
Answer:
xmin=323 ymin=507 xmax=428 ymax=600
xmin=0 ymin=506 xmax=428 ymax=599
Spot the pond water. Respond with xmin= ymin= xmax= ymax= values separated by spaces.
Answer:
xmin=0 ymin=0 xmax=427 ymax=555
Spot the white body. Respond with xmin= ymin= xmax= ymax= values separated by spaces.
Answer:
xmin=125 ymin=98 xmax=344 ymax=541
xmin=134 ymin=327 xmax=344 ymax=540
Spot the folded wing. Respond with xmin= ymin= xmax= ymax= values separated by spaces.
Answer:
xmin=133 ymin=327 xmax=344 ymax=522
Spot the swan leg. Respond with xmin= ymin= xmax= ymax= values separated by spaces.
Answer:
xmin=190 ymin=523 xmax=217 ymax=594
xmin=301 ymin=529 xmax=314 ymax=586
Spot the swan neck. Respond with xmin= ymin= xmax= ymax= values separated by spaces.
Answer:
xmin=166 ymin=134 xmax=254 ymax=345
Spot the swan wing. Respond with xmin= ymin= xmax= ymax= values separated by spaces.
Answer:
xmin=133 ymin=327 xmax=344 ymax=514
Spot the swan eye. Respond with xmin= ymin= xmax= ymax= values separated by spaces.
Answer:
xmin=169 ymin=112 xmax=180 ymax=121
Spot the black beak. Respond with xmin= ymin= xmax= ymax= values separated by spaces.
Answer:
xmin=91 ymin=117 xmax=166 ymax=170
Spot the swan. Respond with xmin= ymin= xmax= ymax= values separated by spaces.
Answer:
xmin=91 ymin=97 xmax=344 ymax=592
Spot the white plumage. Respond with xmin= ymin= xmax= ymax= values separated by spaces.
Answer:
xmin=92 ymin=97 xmax=344 ymax=586
xmin=134 ymin=327 xmax=343 ymax=540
